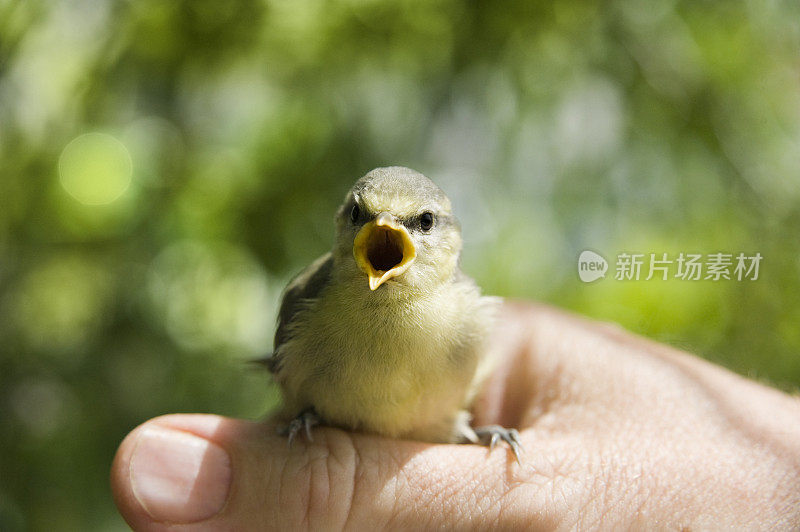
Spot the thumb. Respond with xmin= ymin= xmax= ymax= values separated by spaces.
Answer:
xmin=111 ymin=414 xmax=543 ymax=530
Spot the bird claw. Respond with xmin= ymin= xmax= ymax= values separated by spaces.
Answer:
xmin=281 ymin=409 xmax=320 ymax=447
xmin=475 ymin=425 xmax=523 ymax=464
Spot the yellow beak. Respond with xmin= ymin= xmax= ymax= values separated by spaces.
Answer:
xmin=353 ymin=212 xmax=416 ymax=290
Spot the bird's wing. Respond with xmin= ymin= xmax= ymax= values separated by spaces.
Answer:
xmin=265 ymin=253 xmax=333 ymax=373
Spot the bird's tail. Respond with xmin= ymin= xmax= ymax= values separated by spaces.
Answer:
xmin=248 ymin=352 xmax=280 ymax=373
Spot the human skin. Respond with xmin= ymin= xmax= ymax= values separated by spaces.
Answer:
xmin=111 ymin=303 xmax=800 ymax=530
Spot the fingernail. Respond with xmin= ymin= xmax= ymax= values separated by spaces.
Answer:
xmin=130 ymin=426 xmax=232 ymax=523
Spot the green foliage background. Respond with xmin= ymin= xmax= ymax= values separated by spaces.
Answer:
xmin=1 ymin=0 xmax=799 ymax=529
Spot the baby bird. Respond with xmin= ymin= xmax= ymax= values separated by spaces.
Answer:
xmin=267 ymin=167 xmax=521 ymax=460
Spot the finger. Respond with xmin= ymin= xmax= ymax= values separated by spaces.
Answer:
xmin=111 ymin=414 xmax=565 ymax=531
xmin=472 ymin=301 xmax=587 ymax=429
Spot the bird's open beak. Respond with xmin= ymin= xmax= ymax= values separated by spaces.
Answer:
xmin=353 ymin=212 xmax=416 ymax=290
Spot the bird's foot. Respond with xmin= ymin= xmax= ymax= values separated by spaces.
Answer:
xmin=279 ymin=409 xmax=320 ymax=447
xmin=474 ymin=425 xmax=523 ymax=464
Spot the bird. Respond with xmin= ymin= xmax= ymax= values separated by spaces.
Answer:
xmin=265 ymin=166 xmax=522 ymax=461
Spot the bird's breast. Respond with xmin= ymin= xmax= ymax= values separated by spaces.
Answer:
xmin=278 ymin=283 xmax=480 ymax=438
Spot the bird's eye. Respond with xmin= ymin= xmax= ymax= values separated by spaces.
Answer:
xmin=350 ymin=203 xmax=360 ymax=223
xmin=419 ymin=212 xmax=434 ymax=231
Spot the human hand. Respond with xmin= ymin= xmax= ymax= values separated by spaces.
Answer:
xmin=111 ymin=302 xmax=800 ymax=530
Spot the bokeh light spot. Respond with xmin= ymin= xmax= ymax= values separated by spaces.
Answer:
xmin=58 ymin=132 xmax=133 ymax=205
xmin=10 ymin=254 xmax=112 ymax=357
xmin=147 ymin=240 xmax=276 ymax=355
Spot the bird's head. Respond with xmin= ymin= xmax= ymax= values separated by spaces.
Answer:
xmin=333 ymin=167 xmax=462 ymax=293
